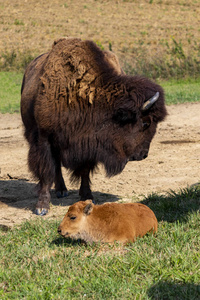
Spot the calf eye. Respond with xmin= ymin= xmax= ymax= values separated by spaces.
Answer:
xmin=69 ymin=216 xmax=77 ymax=220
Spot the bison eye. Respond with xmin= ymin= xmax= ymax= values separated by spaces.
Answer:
xmin=113 ymin=109 xmax=137 ymax=126
xmin=69 ymin=216 xmax=77 ymax=220
xmin=142 ymin=116 xmax=152 ymax=131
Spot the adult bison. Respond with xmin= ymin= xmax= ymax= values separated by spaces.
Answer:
xmin=21 ymin=38 xmax=167 ymax=215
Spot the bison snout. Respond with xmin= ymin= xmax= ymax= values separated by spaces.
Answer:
xmin=129 ymin=150 xmax=149 ymax=161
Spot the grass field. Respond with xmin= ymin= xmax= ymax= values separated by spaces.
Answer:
xmin=0 ymin=72 xmax=22 ymax=113
xmin=0 ymin=0 xmax=200 ymax=79
xmin=159 ymin=78 xmax=200 ymax=105
xmin=0 ymin=186 xmax=200 ymax=299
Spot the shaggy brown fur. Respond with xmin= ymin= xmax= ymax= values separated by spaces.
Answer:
xmin=58 ymin=200 xmax=158 ymax=244
xmin=21 ymin=37 xmax=167 ymax=215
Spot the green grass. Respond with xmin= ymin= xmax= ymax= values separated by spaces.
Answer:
xmin=158 ymin=77 xmax=200 ymax=105
xmin=0 ymin=72 xmax=200 ymax=114
xmin=0 ymin=72 xmax=22 ymax=113
xmin=0 ymin=186 xmax=200 ymax=299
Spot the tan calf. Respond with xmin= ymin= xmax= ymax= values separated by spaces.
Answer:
xmin=58 ymin=200 xmax=158 ymax=244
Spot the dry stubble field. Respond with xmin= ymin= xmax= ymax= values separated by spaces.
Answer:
xmin=0 ymin=0 xmax=200 ymax=72
xmin=0 ymin=0 xmax=200 ymax=227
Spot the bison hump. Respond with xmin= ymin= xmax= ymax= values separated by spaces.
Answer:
xmin=39 ymin=38 xmax=118 ymax=106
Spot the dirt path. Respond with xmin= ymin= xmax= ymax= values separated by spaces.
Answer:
xmin=0 ymin=103 xmax=200 ymax=228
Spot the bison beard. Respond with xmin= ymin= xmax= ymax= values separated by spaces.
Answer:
xmin=21 ymin=37 xmax=167 ymax=215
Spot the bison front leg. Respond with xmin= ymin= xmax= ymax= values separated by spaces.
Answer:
xmin=54 ymin=162 xmax=68 ymax=198
xmin=79 ymin=168 xmax=94 ymax=201
xmin=50 ymin=144 xmax=68 ymax=198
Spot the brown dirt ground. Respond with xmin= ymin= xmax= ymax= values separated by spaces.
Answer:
xmin=0 ymin=103 xmax=200 ymax=228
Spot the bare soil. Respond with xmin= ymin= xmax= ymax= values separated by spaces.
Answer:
xmin=0 ymin=103 xmax=200 ymax=228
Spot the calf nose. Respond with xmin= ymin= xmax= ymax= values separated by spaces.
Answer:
xmin=57 ymin=227 xmax=62 ymax=234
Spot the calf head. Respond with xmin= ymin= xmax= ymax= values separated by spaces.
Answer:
xmin=58 ymin=200 xmax=93 ymax=238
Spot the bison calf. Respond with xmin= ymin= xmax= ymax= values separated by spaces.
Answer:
xmin=58 ymin=200 xmax=158 ymax=244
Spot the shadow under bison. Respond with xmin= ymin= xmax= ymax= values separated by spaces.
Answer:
xmin=0 ymin=179 xmax=120 ymax=211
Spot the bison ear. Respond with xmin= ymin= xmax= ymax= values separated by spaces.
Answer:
xmin=113 ymin=109 xmax=137 ymax=126
xmin=83 ymin=201 xmax=94 ymax=215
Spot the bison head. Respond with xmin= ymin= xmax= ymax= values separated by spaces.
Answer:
xmin=94 ymin=78 xmax=167 ymax=176
xmin=126 ymin=92 xmax=160 ymax=161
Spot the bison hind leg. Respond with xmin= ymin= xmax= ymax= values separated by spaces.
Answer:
xmin=35 ymin=182 xmax=51 ymax=216
xmin=28 ymin=132 xmax=57 ymax=215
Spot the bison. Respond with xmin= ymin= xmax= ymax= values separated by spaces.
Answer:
xmin=58 ymin=200 xmax=158 ymax=244
xmin=21 ymin=37 xmax=167 ymax=216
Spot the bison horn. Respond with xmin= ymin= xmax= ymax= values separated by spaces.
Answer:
xmin=142 ymin=92 xmax=159 ymax=111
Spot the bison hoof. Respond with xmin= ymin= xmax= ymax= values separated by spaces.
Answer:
xmin=35 ymin=208 xmax=48 ymax=216
xmin=56 ymin=190 xmax=69 ymax=198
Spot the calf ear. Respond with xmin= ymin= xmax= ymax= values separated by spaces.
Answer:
xmin=83 ymin=202 xmax=94 ymax=215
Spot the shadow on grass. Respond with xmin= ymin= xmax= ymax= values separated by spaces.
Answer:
xmin=52 ymin=236 xmax=86 ymax=247
xmin=141 ymin=185 xmax=200 ymax=223
xmin=148 ymin=280 xmax=200 ymax=300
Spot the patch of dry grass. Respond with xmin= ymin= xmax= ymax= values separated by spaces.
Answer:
xmin=0 ymin=0 xmax=199 ymax=78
